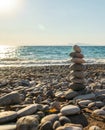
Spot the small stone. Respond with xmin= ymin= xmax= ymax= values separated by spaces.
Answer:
xmin=18 ymin=80 xmax=30 ymax=86
xmin=88 ymin=101 xmax=104 ymax=109
xmin=89 ymin=125 xmax=101 ymax=130
xmin=50 ymin=101 xmax=61 ymax=110
xmin=41 ymin=114 xmax=59 ymax=124
xmin=36 ymin=111 xmax=45 ymax=119
xmin=95 ymin=89 xmax=105 ymax=96
xmin=24 ymin=97 xmax=33 ymax=104
xmin=53 ymin=121 xmax=61 ymax=130
xmin=35 ymin=95 xmax=42 ymax=103
xmin=78 ymin=100 xmax=92 ymax=107
xmin=40 ymin=121 xmax=52 ymax=130
xmin=64 ymin=89 xmax=78 ymax=99
xmin=101 ymin=106 xmax=105 ymax=111
xmin=59 ymin=116 xmax=71 ymax=125
xmin=92 ymin=109 xmax=105 ymax=115
xmin=73 ymin=45 xmax=81 ymax=53
xmin=61 ymin=105 xmax=80 ymax=116
xmin=0 ymin=111 xmax=17 ymax=124
xmin=71 ymin=58 xmax=85 ymax=64
xmin=55 ymin=91 xmax=64 ymax=98
xmin=16 ymin=116 xmax=39 ymax=130
xmin=46 ymin=90 xmax=55 ymax=98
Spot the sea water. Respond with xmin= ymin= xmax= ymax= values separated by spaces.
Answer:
xmin=0 ymin=46 xmax=105 ymax=67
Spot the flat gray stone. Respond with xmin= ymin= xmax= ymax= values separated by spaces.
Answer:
xmin=78 ymin=100 xmax=92 ymax=106
xmin=70 ymin=64 xmax=85 ymax=71
xmin=70 ymin=83 xmax=85 ymax=91
xmin=70 ymin=52 xmax=84 ymax=58
xmin=0 ymin=124 xmax=16 ymax=130
xmin=70 ymin=77 xmax=85 ymax=84
xmin=17 ymin=104 xmax=38 ymax=117
xmin=70 ymin=71 xmax=85 ymax=78
xmin=0 ymin=111 xmax=17 ymax=124
xmin=64 ymin=89 xmax=78 ymax=99
xmin=61 ymin=105 xmax=80 ymax=116
xmin=74 ymin=93 xmax=95 ymax=101
xmin=71 ymin=58 xmax=85 ymax=64
xmin=0 ymin=92 xmax=21 ymax=106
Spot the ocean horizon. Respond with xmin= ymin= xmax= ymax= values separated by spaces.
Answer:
xmin=0 ymin=45 xmax=105 ymax=67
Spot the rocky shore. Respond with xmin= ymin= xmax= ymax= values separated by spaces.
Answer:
xmin=0 ymin=64 xmax=105 ymax=130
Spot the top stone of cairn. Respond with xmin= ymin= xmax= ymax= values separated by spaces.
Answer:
xmin=73 ymin=45 xmax=81 ymax=53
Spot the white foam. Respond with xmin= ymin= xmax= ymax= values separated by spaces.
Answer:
xmin=0 ymin=58 xmax=105 ymax=67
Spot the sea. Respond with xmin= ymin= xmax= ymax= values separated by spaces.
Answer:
xmin=0 ymin=46 xmax=105 ymax=67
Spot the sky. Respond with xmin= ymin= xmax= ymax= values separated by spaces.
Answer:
xmin=0 ymin=0 xmax=105 ymax=46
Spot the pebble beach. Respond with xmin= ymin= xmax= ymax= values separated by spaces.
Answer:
xmin=0 ymin=45 xmax=105 ymax=130
xmin=0 ymin=63 xmax=105 ymax=130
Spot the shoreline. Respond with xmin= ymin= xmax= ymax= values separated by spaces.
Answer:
xmin=0 ymin=63 xmax=105 ymax=69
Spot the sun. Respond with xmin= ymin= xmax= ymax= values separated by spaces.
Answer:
xmin=0 ymin=0 xmax=24 ymax=15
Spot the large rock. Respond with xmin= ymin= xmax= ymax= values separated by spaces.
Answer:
xmin=0 ymin=91 xmax=21 ymax=106
xmin=70 ymin=83 xmax=85 ymax=91
xmin=16 ymin=115 xmax=39 ymax=130
xmin=70 ymin=52 xmax=84 ymax=58
xmin=74 ymin=93 xmax=95 ymax=101
xmin=70 ymin=77 xmax=85 ymax=84
xmin=70 ymin=64 xmax=85 ymax=71
xmin=41 ymin=114 xmax=59 ymax=124
xmin=61 ymin=105 xmax=80 ymax=116
xmin=70 ymin=71 xmax=85 ymax=78
xmin=71 ymin=58 xmax=85 ymax=64
xmin=17 ymin=104 xmax=38 ymax=117
xmin=73 ymin=45 xmax=81 ymax=53
xmin=0 ymin=111 xmax=17 ymax=124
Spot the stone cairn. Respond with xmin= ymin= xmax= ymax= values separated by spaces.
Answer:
xmin=69 ymin=45 xmax=86 ymax=91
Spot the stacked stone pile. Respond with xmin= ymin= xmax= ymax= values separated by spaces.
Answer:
xmin=69 ymin=45 xmax=86 ymax=91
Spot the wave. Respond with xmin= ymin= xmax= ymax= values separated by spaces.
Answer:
xmin=0 ymin=58 xmax=105 ymax=67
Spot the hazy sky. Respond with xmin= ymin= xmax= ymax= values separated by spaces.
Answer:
xmin=0 ymin=0 xmax=105 ymax=46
